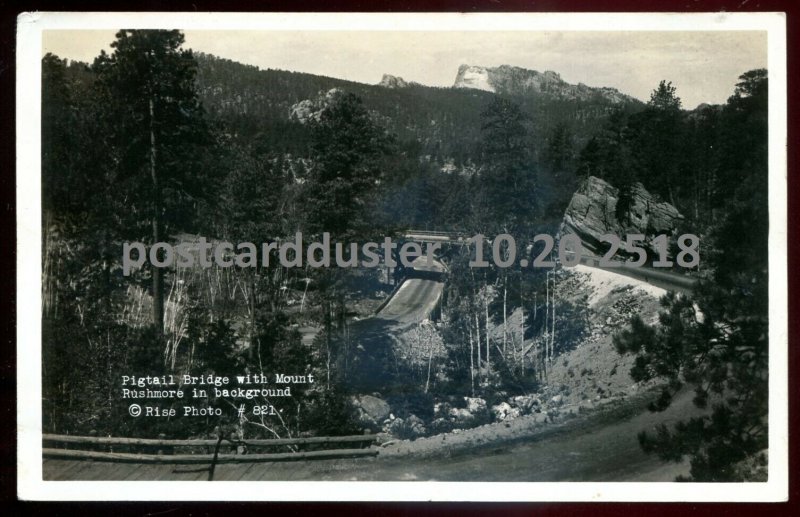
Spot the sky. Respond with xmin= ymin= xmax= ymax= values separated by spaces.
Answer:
xmin=42 ymin=30 xmax=767 ymax=108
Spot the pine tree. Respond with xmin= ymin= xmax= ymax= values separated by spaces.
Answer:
xmin=93 ymin=30 xmax=211 ymax=338
xmin=648 ymin=80 xmax=682 ymax=111
xmin=303 ymin=91 xmax=394 ymax=238
xmin=613 ymin=71 xmax=769 ymax=481
xmin=544 ymin=123 xmax=576 ymax=178
xmin=478 ymin=96 xmax=537 ymax=231
xmin=630 ymin=80 xmax=685 ymax=204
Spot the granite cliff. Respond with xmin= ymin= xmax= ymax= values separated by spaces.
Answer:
xmin=561 ymin=176 xmax=684 ymax=257
xmin=453 ymin=64 xmax=636 ymax=104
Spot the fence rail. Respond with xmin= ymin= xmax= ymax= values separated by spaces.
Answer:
xmin=43 ymin=447 xmax=377 ymax=464
xmin=43 ymin=433 xmax=379 ymax=465
xmin=43 ymin=433 xmax=377 ymax=448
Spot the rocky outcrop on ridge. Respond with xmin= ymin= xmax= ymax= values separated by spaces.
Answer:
xmin=453 ymin=64 xmax=636 ymax=104
xmin=378 ymin=74 xmax=409 ymax=89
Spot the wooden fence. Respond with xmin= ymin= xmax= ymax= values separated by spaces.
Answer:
xmin=43 ymin=433 xmax=379 ymax=465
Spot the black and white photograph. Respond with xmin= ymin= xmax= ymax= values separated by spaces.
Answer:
xmin=16 ymin=11 xmax=788 ymax=501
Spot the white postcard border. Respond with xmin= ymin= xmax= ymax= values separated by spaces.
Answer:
xmin=17 ymin=11 xmax=788 ymax=502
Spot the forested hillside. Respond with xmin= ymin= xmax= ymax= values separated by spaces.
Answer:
xmin=192 ymin=53 xmax=642 ymax=170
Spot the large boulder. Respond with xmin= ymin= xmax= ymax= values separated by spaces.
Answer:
xmin=491 ymin=402 xmax=521 ymax=422
xmin=464 ymin=397 xmax=487 ymax=414
xmin=433 ymin=401 xmax=452 ymax=418
xmin=351 ymin=395 xmax=391 ymax=429
xmin=448 ymin=407 xmax=475 ymax=425
xmin=405 ymin=414 xmax=427 ymax=438
xmin=385 ymin=414 xmax=427 ymax=439
xmin=510 ymin=395 xmax=540 ymax=414
xmin=561 ymin=176 xmax=683 ymax=257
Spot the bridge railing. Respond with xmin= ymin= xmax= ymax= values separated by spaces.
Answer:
xmin=404 ymin=229 xmax=466 ymax=239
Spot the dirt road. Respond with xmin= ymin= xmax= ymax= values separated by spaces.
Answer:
xmin=44 ymin=387 xmax=698 ymax=481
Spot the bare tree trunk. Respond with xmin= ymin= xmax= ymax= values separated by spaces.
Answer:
xmin=300 ymin=268 xmax=310 ymax=312
xmin=502 ymin=280 xmax=508 ymax=356
xmin=343 ymin=306 xmax=349 ymax=380
xmin=550 ymin=270 xmax=557 ymax=364
xmin=248 ymin=273 xmax=257 ymax=361
xmin=150 ymin=97 xmax=164 ymax=339
xmin=425 ymin=334 xmax=434 ymax=394
xmin=325 ymin=298 xmax=332 ymax=389
xmin=545 ymin=270 xmax=550 ymax=366
xmin=468 ymin=317 xmax=475 ymax=396
xmin=532 ymin=291 xmax=538 ymax=378
xmin=484 ymin=287 xmax=490 ymax=382
xmin=338 ymin=298 xmax=347 ymax=381
xmin=519 ymin=274 xmax=525 ymax=374
xmin=474 ymin=312 xmax=481 ymax=382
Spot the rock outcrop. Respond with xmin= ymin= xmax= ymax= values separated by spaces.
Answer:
xmin=453 ymin=64 xmax=635 ymax=104
xmin=561 ymin=176 xmax=684 ymax=257
xmin=378 ymin=74 xmax=409 ymax=89
xmin=289 ymin=88 xmax=344 ymax=124
xmin=453 ymin=65 xmax=495 ymax=92
xmin=351 ymin=394 xmax=391 ymax=430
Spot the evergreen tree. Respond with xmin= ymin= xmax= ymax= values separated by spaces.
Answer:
xmin=478 ymin=96 xmax=538 ymax=231
xmin=576 ymin=136 xmax=603 ymax=179
xmin=298 ymin=90 xmax=396 ymax=387
xmin=648 ymin=80 xmax=682 ymax=111
xmin=613 ymin=71 xmax=769 ymax=481
xmin=303 ymin=91 xmax=395 ymax=238
xmin=542 ymin=122 xmax=578 ymax=217
xmin=42 ymin=54 xmax=76 ymax=215
xmin=714 ymin=69 xmax=768 ymax=206
xmin=93 ymin=30 xmax=212 ymax=337
xmin=544 ymin=123 xmax=575 ymax=178
xmin=629 ymin=80 xmax=684 ymax=204
xmin=579 ymin=109 xmax=637 ymax=189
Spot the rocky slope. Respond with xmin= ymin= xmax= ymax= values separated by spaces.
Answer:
xmin=541 ymin=265 xmax=665 ymax=407
xmin=453 ymin=64 xmax=636 ymax=104
xmin=352 ymin=264 xmax=667 ymax=443
xmin=561 ymin=175 xmax=684 ymax=257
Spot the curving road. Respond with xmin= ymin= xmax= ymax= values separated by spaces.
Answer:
xmin=574 ymin=252 xmax=697 ymax=294
xmin=405 ymin=229 xmax=698 ymax=295
xmin=43 ymin=387 xmax=699 ymax=481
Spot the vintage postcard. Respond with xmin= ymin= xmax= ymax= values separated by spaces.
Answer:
xmin=17 ymin=12 xmax=787 ymax=501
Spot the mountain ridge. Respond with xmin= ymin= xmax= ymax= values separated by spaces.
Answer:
xmin=454 ymin=64 xmax=636 ymax=104
xmin=189 ymin=52 xmax=644 ymax=161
